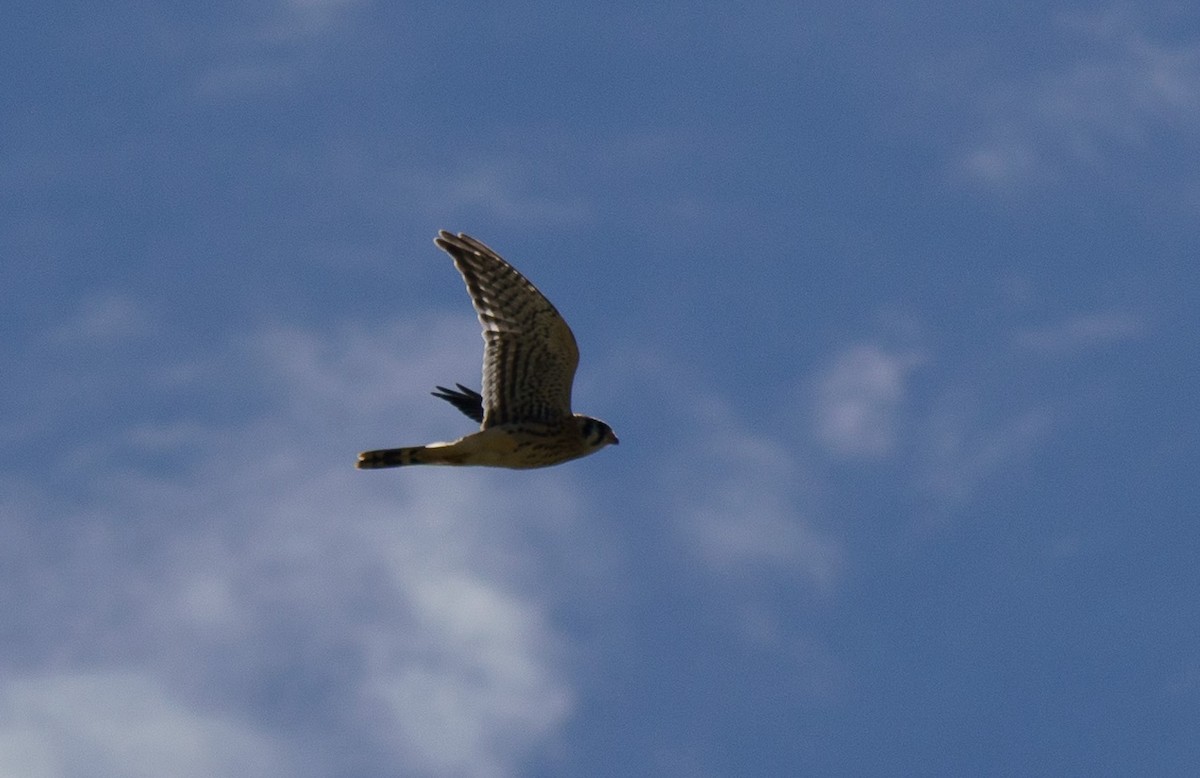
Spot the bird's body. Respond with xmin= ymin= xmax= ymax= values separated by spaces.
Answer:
xmin=356 ymin=231 xmax=618 ymax=470
xmin=356 ymin=416 xmax=614 ymax=469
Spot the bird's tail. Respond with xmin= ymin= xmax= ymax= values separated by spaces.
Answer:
xmin=356 ymin=446 xmax=429 ymax=469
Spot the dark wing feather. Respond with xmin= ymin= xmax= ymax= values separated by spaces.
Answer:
xmin=434 ymin=231 xmax=579 ymax=427
xmin=431 ymin=383 xmax=485 ymax=424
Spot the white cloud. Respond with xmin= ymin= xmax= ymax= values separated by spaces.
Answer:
xmin=799 ymin=332 xmax=1068 ymax=523
xmin=958 ymin=137 xmax=1049 ymax=188
xmin=8 ymin=294 xmax=1125 ymax=776
xmin=370 ymin=573 xmax=573 ymax=776
xmin=812 ymin=344 xmax=921 ymax=459
xmin=0 ymin=673 xmax=288 ymax=778
xmin=682 ymin=421 xmax=838 ymax=588
xmin=48 ymin=292 xmax=152 ymax=346
xmin=628 ymin=370 xmax=842 ymax=591
xmin=955 ymin=16 xmax=1200 ymax=187
xmin=594 ymin=343 xmax=842 ymax=592
xmin=1 ymin=314 xmax=599 ymax=777
xmin=1013 ymin=311 xmax=1147 ymax=352
xmin=193 ymin=0 xmax=368 ymax=98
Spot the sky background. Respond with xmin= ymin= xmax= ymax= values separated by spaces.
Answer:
xmin=3 ymin=1 xmax=1199 ymax=776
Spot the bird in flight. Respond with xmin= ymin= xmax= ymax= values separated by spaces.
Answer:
xmin=356 ymin=231 xmax=618 ymax=469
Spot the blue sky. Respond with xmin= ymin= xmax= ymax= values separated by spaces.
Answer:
xmin=3 ymin=1 xmax=1199 ymax=775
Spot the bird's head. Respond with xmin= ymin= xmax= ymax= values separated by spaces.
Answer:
xmin=578 ymin=415 xmax=619 ymax=450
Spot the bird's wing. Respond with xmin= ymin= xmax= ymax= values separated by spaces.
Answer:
xmin=434 ymin=231 xmax=579 ymax=428
xmin=431 ymin=383 xmax=485 ymax=424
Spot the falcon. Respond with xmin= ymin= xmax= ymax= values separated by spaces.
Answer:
xmin=356 ymin=231 xmax=618 ymax=469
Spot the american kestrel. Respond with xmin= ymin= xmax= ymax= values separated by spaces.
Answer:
xmin=356 ymin=231 xmax=619 ymax=469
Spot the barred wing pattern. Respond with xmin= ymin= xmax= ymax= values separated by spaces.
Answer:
xmin=434 ymin=232 xmax=580 ymax=428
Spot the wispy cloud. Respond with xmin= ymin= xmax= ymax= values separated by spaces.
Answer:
xmin=955 ymin=14 xmax=1200 ymax=187
xmin=1013 ymin=310 xmax=1147 ymax=353
xmin=2 ymin=311 xmax=600 ymax=777
xmin=269 ymin=0 xmax=364 ymax=40
xmin=609 ymin=350 xmax=843 ymax=592
xmin=47 ymin=292 xmax=153 ymax=346
xmin=802 ymin=334 xmax=1066 ymax=523
xmin=193 ymin=0 xmax=368 ymax=98
xmin=811 ymin=344 xmax=923 ymax=459
xmin=676 ymin=403 xmax=840 ymax=589
xmin=0 ymin=673 xmax=290 ymax=778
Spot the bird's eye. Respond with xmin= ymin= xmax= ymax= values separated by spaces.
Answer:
xmin=581 ymin=419 xmax=605 ymax=443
